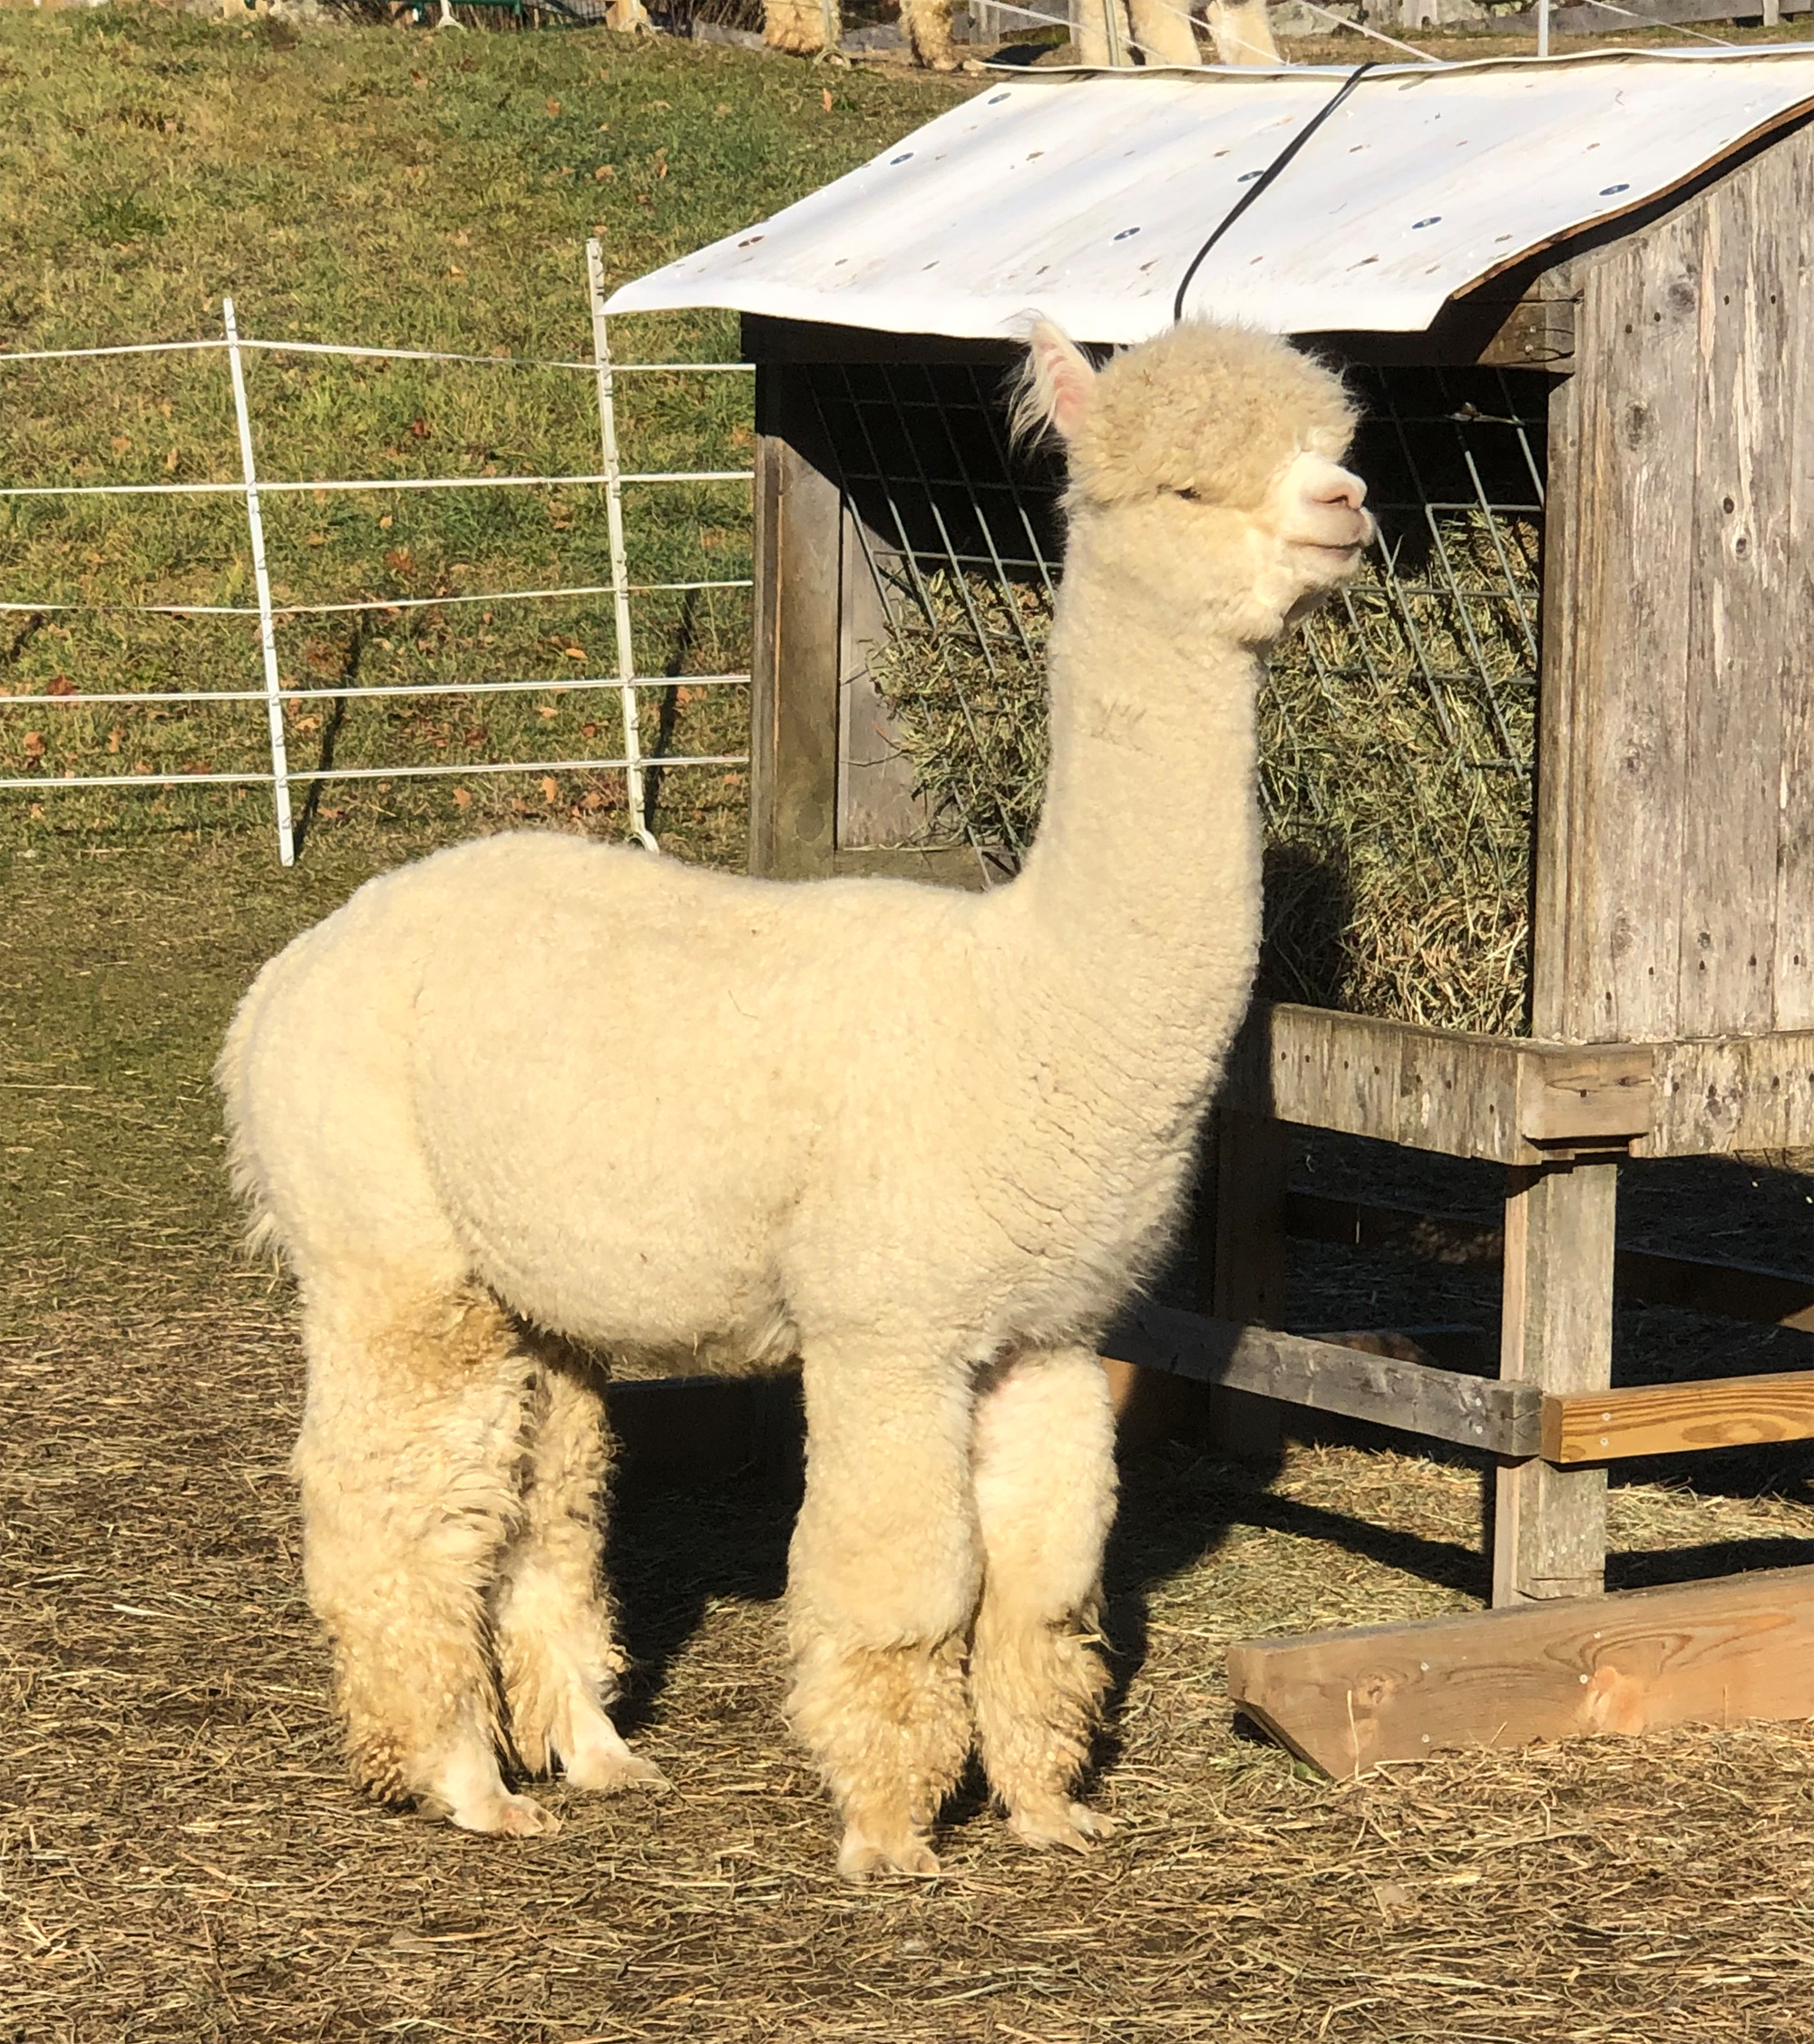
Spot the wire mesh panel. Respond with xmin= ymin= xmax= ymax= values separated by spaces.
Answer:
xmin=807 ymin=357 xmax=1547 ymax=1036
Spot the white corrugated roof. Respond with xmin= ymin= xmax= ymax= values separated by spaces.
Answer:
xmin=604 ymin=48 xmax=1814 ymax=342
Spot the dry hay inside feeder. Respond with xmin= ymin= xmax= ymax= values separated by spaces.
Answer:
xmin=866 ymin=508 xmax=1537 ymax=1037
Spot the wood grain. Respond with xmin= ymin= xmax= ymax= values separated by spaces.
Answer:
xmin=1100 ymin=1303 xmax=1542 ymax=1458
xmin=1492 ymin=1159 xmax=1619 ymax=1606
xmin=1542 ymin=1370 xmax=1814 ymax=1465
xmin=1225 ymin=1562 xmax=1814 ymax=1780
xmin=1532 ymin=173 xmax=1702 ymax=1041
xmin=1226 ymin=1004 xmax=1653 ymax=1163
xmin=1675 ymin=141 xmax=1792 ymax=1039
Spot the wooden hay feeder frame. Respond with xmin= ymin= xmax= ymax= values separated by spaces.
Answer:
xmin=610 ymin=57 xmax=1814 ymax=1773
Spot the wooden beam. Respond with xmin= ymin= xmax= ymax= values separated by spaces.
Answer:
xmin=829 ymin=844 xmax=999 ymax=889
xmin=1226 ymin=1563 xmax=1814 ymax=1780
xmin=1099 ymin=1303 xmax=1542 ymax=1458
xmin=1492 ymin=1158 xmax=1619 ymax=1607
xmin=1198 ymin=1108 xmax=1292 ymax=1459
xmin=1542 ymin=1370 xmax=1814 ymax=1465
xmin=1224 ymin=1004 xmax=1653 ymax=1165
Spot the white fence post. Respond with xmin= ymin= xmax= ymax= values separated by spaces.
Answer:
xmin=222 ymin=296 xmax=296 ymax=867
xmin=587 ymin=237 xmax=658 ymax=854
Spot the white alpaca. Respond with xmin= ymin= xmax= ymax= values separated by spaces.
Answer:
xmin=217 ymin=320 xmax=1370 ymax=1877
xmin=1075 ymin=0 xmax=1281 ymax=67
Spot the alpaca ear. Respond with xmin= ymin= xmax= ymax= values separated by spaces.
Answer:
xmin=1015 ymin=320 xmax=1097 ymax=445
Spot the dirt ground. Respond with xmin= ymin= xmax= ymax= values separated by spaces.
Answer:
xmin=4 ymin=831 xmax=1814 ymax=2043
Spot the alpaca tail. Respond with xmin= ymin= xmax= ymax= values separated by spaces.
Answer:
xmin=214 ymin=969 xmax=285 ymax=1269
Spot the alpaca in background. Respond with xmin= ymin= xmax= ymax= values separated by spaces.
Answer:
xmin=218 ymin=317 xmax=1370 ymax=1877
xmin=766 ymin=0 xmax=1281 ymax=72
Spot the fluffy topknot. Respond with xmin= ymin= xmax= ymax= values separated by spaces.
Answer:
xmin=1021 ymin=322 xmax=1357 ymax=513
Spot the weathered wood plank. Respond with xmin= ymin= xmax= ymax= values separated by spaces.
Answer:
xmin=1543 ymin=1370 xmax=1814 ymax=1465
xmin=1229 ymin=1004 xmax=1653 ymax=1163
xmin=1643 ymin=1030 xmax=1814 ymax=1155
xmin=1675 ymin=143 xmax=1793 ymax=1038
xmin=1776 ymin=133 xmax=1814 ymax=1034
xmin=1225 ymin=1562 xmax=1814 ymax=1780
xmin=1534 ymin=175 xmax=1702 ymax=1041
xmin=1517 ymin=1043 xmax=1654 ymax=1144
xmin=835 ymin=505 xmax=925 ymax=853
xmin=1100 ymin=1303 xmax=1542 ymax=1458
xmin=748 ymin=367 xmax=844 ymax=882
xmin=829 ymin=844 xmax=995 ymax=888
xmin=1198 ymin=1108 xmax=1291 ymax=1458
xmin=1492 ymin=1160 xmax=1619 ymax=1606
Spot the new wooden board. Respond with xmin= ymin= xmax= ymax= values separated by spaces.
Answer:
xmin=1543 ymin=1369 xmax=1814 ymax=1464
xmin=1226 ymin=1563 xmax=1814 ymax=1779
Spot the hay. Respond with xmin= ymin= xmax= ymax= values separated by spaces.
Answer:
xmin=869 ymin=513 xmax=1536 ymax=1036
xmin=863 ymin=368 xmax=1546 ymax=1037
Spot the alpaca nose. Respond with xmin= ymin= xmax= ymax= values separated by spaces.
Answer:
xmin=1312 ymin=466 xmax=1367 ymax=512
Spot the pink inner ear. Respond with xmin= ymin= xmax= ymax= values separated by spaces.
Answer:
xmin=1030 ymin=326 xmax=1095 ymax=440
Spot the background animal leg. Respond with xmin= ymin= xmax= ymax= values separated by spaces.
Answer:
xmin=1072 ymin=0 xmax=1129 ymax=66
xmin=295 ymin=1282 xmax=549 ymax=1835
xmin=901 ymin=0 xmax=959 ymax=70
xmin=492 ymin=1348 xmax=667 ymax=1796
xmin=970 ymin=1348 xmax=1117 ymax=1851
xmin=1204 ymin=0 xmax=1278 ymax=63
xmin=764 ymin=0 xmax=838 ymax=55
xmin=785 ymin=1340 xmax=980 ymax=1879
xmin=1126 ymin=0 xmax=1203 ymax=64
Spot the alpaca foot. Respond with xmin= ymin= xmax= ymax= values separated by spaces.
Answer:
xmin=561 ymin=1720 xmax=672 ymax=1796
xmin=1006 ymin=1799 xmax=1112 ymax=1854
xmin=836 ymin=1822 xmax=941 ymax=1882
xmin=449 ymin=1788 xmax=561 ymax=1837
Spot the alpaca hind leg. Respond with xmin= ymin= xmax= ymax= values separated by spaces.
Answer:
xmin=1126 ymin=0 xmax=1203 ymax=64
xmin=296 ymin=1282 xmax=549 ymax=1835
xmin=764 ymin=0 xmax=837 ymax=55
xmin=902 ymin=0 xmax=959 ymax=70
xmin=785 ymin=1339 xmax=980 ymax=1879
xmin=492 ymin=1348 xmax=667 ymax=1796
xmin=970 ymin=1348 xmax=1117 ymax=1852
xmin=1204 ymin=0 xmax=1277 ymax=63
xmin=1074 ymin=0 xmax=1130 ymax=64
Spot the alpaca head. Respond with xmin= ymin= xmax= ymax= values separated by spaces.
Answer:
xmin=1018 ymin=320 xmax=1373 ymax=647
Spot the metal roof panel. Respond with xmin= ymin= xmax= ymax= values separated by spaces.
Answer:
xmin=604 ymin=49 xmax=1814 ymax=342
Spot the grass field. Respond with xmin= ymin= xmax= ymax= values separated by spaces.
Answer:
xmin=0 ymin=3 xmax=969 ymax=861
xmin=5 ymin=11 xmax=1814 ymax=2040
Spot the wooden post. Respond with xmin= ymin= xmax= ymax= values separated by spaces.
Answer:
xmin=1491 ymin=1156 xmax=1619 ymax=1606
xmin=748 ymin=364 xmax=844 ymax=881
xmin=1198 ymin=1107 xmax=1291 ymax=1459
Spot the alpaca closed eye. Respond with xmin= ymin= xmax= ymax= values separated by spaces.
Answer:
xmin=1173 ymin=487 xmax=1202 ymax=502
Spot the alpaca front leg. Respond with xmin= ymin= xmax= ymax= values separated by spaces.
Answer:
xmin=785 ymin=1343 xmax=980 ymax=1879
xmin=901 ymin=0 xmax=959 ymax=71
xmin=970 ymin=1348 xmax=1117 ymax=1852
xmin=295 ymin=1283 xmax=551 ymax=1836
xmin=491 ymin=1350 xmax=668 ymax=1796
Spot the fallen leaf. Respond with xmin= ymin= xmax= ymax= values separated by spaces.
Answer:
xmin=822 ymin=88 xmax=833 ymax=111
xmin=595 ymin=164 xmax=615 ymax=181
xmin=541 ymin=775 xmax=558 ymax=804
xmin=453 ymin=786 xmax=472 ymax=808
xmin=22 ymin=731 xmax=44 ymax=760
xmin=546 ymin=96 xmax=561 ymax=116
xmin=45 ymin=676 xmax=76 ymax=697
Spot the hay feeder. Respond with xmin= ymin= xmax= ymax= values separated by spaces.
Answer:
xmin=608 ymin=53 xmax=1814 ymax=1767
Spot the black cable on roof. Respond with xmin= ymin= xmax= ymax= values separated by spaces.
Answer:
xmin=1172 ymin=62 xmax=1382 ymax=326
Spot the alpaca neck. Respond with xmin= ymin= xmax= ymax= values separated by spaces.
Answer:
xmin=998 ymin=516 xmax=1267 ymax=1121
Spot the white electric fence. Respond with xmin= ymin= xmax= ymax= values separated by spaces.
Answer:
xmin=0 ymin=238 xmax=754 ymax=866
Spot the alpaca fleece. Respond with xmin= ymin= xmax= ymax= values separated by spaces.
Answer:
xmin=218 ymin=318 xmax=1370 ymax=1876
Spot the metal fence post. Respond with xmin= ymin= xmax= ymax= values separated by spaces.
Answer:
xmin=222 ymin=296 xmax=296 ymax=867
xmin=586 ymin=237 xmax=658 ymax=853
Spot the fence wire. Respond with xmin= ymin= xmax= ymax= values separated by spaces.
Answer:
xmin=0 ymin=238 xmax=753 ymax=865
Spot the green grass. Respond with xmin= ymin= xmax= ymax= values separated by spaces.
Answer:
xmin=0 ymin=5 xmax=970 ymax=861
